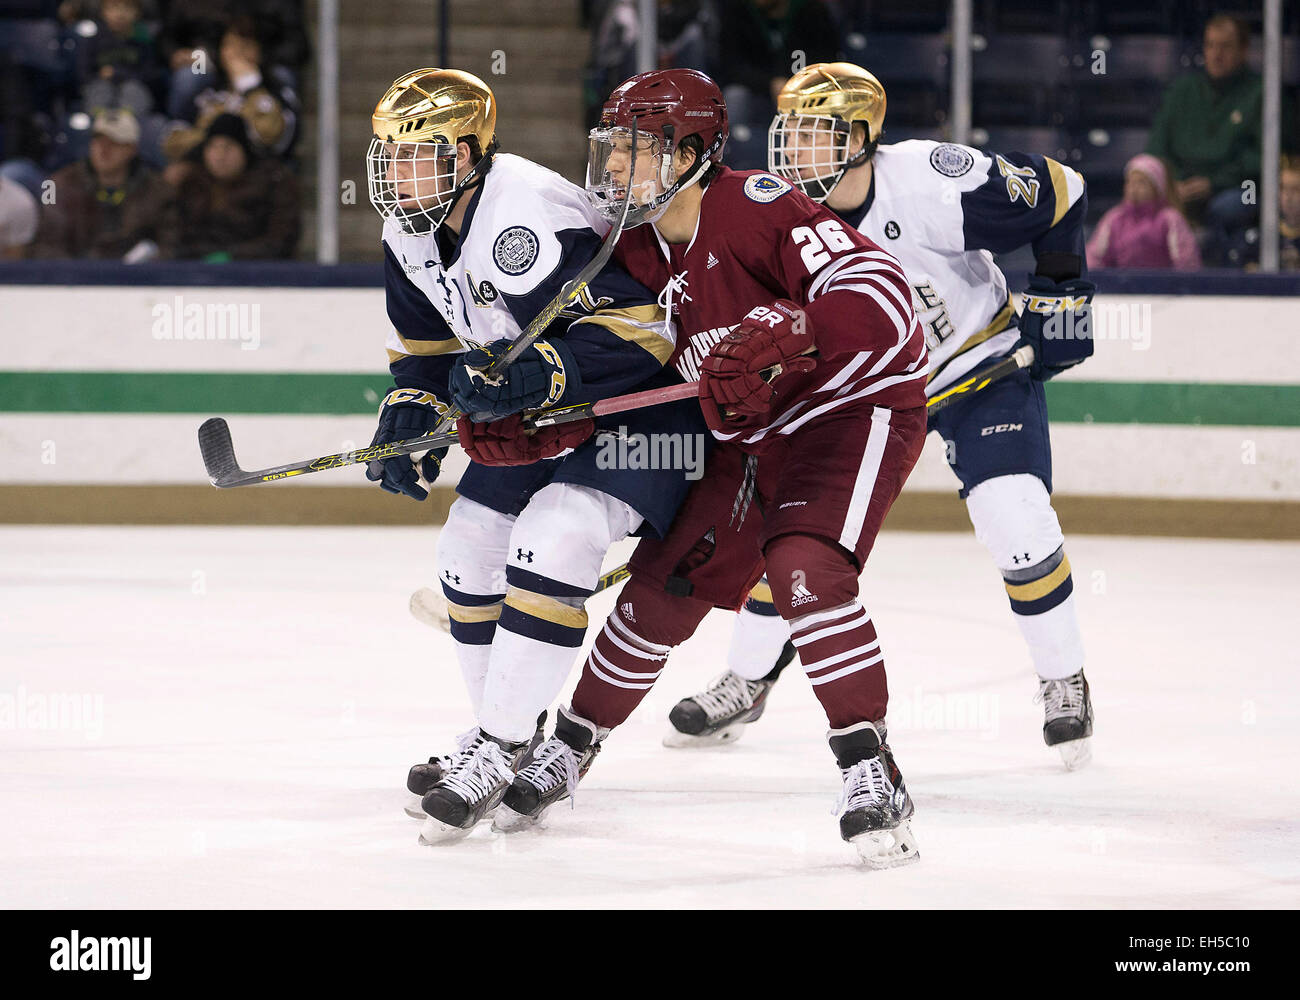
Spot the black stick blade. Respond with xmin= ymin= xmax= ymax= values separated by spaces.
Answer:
xmin=197 ymin=417 xmax=240 ymax=486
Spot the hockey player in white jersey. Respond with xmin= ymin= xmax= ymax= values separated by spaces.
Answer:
xmin=666 ymin=63 xmax=1096 ymax=768
xmin=364 ymin=69 xmax=702 ymax=841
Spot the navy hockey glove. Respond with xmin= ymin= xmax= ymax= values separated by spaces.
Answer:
xmin=365 ymin=387 xmax=450 ymax=501
xmin=449 ymin=338 xmax=581 ymax=420
xmin=1015 ymin=275 xmax=1096 ymax=380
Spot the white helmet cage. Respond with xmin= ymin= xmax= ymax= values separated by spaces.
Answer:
xmin=366 ymin=137 xmax=496 ymax=235
xmin=768 ymin=113 xmax=867 ymax=203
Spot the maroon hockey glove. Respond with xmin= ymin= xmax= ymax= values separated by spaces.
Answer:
xmin=457 ymin=413 xmax=596 ymax=467
xmin=698 ymin=299 xmax=817 ymax=431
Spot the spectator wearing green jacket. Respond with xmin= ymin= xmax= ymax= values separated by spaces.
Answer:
xmin=1147 ymin=14 xmax=1263 ymax=224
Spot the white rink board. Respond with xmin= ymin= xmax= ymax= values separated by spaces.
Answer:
xmin=5 ymin=289 xmax=1300 ymax=385
xmin=1 ymin=525 xmax=1296 ymax=908
xmin=4 ymin=413 xmax=1297 ymax=500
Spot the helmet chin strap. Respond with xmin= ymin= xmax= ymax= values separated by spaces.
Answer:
xmin=641 ymin=128 xmax=725 ymax=223
xmin=817 ymin=134 xmax=873 ymax=203
xmin=400 ymin=137 xmax=500 ymax=234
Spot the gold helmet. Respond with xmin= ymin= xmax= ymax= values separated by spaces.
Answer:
xmin=366 ymin=68 xmax=499 ymax=234
xmin=768 ymin=62 xmax=887 ymax=202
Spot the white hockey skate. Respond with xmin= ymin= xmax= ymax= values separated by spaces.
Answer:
xmin=830 ymin=721 xmax=920 ymax=870
xmin=417 ymin=733 xmax=525 ymax=845
xmin=1036 ymin=670 xmax=1094 ymax=771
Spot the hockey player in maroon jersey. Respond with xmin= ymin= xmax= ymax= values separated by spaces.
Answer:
xmin=492 ymin=69 xmax=929 ymax=867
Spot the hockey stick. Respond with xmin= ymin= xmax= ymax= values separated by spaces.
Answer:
xmin=198 ymin=123 xmax=643 ymax=489
xmin=925 ymin=343 xmax=1035 ymax=414
xmin=409 ymin=343 xmax=1037 ymax=632
xmin=200 ymin=378 xmax=698 ymax=489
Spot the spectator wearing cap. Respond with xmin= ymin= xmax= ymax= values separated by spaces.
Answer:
xmin=0 ymin=175 xmax=40 ymax=259
xmin=160 ymin=113 xmax=299 ymax=261
xmin=1087 ymin=154 xmax=1201 ymax=270
xmin=32 ymin=109 xmax=170 ymax=261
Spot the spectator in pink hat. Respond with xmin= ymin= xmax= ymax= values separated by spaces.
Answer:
xmin=1087 ymin=154 xmax=1201 ymax=270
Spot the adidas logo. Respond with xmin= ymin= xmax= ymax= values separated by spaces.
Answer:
xmin=791 ymin=582 xmax=818 ymax=608
xmin=706 ymin=252 xmax=720 ymax=269
xmin=620 ymin=601 xmax=636 ymax=623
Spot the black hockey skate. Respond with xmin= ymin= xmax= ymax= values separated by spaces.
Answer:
xmin=829 ymin=721 xmax=920 ymax=869
xmin=494 ymin=707 xmax=607 ymax=832
xmin=663 ymin=641 xmax=794 ymax=747
xmin=404 ymin=712 xmax=546 ymax=818
xmin=417 ymin=731 xmax=530 ymax=844
xmin=1036 ymin=670 xmax=1093 ymax=771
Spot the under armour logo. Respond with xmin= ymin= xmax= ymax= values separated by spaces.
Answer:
xmin=516 ymin=549 xmax=534 ymax=563
xmin=1011 ymin=553 xmax=1031 ymax=565
xmin=443 ymin=570 xmax=461 ymax=584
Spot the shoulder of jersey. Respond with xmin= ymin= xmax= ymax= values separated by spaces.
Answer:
xmin=475 ymin=153 xmax=604 ymax=291
xmin=874 ymin=140 xmax=989 ymax=200
xmin=487 ymin=153 xmax=601 ymax=231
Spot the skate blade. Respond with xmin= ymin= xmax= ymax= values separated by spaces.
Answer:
xmin=491 ymin=804 xmax=544 ymax=833
xmin=1056 ymin=737 xmax=1092 ymax=771
xmin=850 ymin=821 xmax=921 ymax=870
xmin=404 ymin=795 xmax=427 ymax=820
xmin=417 ymin=816 xmax=475 ymax=846
xmin=662 ymin=722 xmax=746 ymax=748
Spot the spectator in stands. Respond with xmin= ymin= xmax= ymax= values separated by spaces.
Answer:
xmin=1087 ymin=154 xmax=1200 ymax=270
xmin=32 ymin=109 xmax=169 ymax=261
xmin=0 ymin=174 xmax=40 ymax=259
xmin=717 ymin=0 xmax=837 ymax=105
xmin=1279 ymin=157 xmax=1300 ymax=270
xmin=714 ymin=0 xmax=838 ymax=168
xmin=1146 ymin=14 xmax=1265 ymax=249
xmin=160 ymin=112 xmax=299 ymax=261
xmin=158 ymin=0 xmax=233 ymax=119
xmin=159 ymin=1 xmax=306 ymax=120
xmin=161 ymin=14 xmax=299 ymax=171
xmin=584 ymin=1 xmax=719 ymax=128
xmin=78 ymin=0 xmax=162 ymax=119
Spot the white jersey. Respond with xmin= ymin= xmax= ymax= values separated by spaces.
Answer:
xmin=835 ymin=140 xmax=1087 ymax=395
xmin=380 ymin=152 xmax=672 ymax=402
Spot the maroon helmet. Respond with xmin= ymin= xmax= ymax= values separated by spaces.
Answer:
xmin=587 ymin=69 xmax=729 ymax=225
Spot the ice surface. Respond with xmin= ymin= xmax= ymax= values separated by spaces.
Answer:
xmin=1 ymin=526 xmax=1296 ymax=908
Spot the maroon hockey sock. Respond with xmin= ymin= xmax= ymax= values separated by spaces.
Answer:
xmin=570 ymin=578 xmax=712 ymax=730
xmin=764 ymin=533 xmax=889 ymax=728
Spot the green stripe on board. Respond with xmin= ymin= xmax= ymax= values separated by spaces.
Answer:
xmin=0 ymin=372 xmax=390 ymax=415
xmin=0 ymin=372 xmax=1297 ymax=426
xmin=1044 ymin=382 xmax=1300 ymax=427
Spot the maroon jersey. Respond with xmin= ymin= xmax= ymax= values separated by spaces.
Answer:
xmin=614 ymin=167 xmax=928 ymax=451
